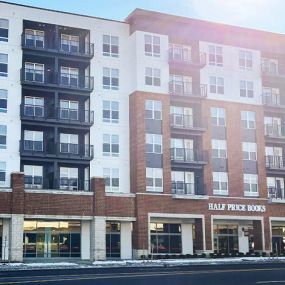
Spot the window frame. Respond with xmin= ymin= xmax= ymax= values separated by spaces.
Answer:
xmin=241 ymin=111 xmax=256 ymax=129
xmin=144 ymin=34 xmax=160 ymax=57
xmin=0 ymin=161 xmax=6 ymax=185
xmin=0 ymin=19 xmax=8 ymax=42
xmin=208 ymin=45 xmax=223 ymax=66
xmin=240 ymin=80 xmax=254 ymax=98
xmin=0 ymin=89 xmax=7 ymax=113
xmin=145 ymin=100 xmax=162 ymax=120
xmin=239 ymin=50 xmax=253 ymax=70
xmin=146 ymin=167 xmax=163 ymax=192
xmin=213 ymin=172 xmax=228 ymax=195
xmin=211 ymin=107 xmax=226 ymax=126
xmin=103 ymin=67 xmax=119 ymax=90
xmin=145 ymin=67 xmax=161 ymax=86
xmin=244 ymin=174 xmax=258 ymax=197
xmin=102 ymin=100 xmax=119 ymax=123
xmin=103 ymin=168 xmax=120 ymax=192
xmin=211 ymin=139 xmax=227 ymax=159
xmin=146 ymin=134 xmax=162 ymax=154
xmin=103 ymin=35 xmax=119 ymax=57
xmin=103 ymin=134 xmax=119 ymax=157
xmin=0 ymin=124 xmax=7 ymax=149
xmin=210 ymin=76 xmax=224 ymax=94
xmin=242 ymin=142 xmax=257 ymax=161
xmin=0 ymin=53 xmax=8 ymax=77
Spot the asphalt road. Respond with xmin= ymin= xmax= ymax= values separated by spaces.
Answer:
xmin=1 ymin=263 xmax=285 ymax=285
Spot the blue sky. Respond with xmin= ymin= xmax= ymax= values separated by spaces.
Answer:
xmin=2 ymin=0 xmax=285 ymax=34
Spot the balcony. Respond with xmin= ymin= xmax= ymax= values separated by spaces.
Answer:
xmin=262 ymin=93 xmax=285 ymax=109
xmin=169 ymin=81 xmax=207 ymax=100
xmin=24 ymin=175 xmax=43 ymax=189
xmin=171 ymin=182 xmax=207 ymax=199
xmin=268 ymin=187 xmax=285 ymax=203
xmin=20 ymin=140 xmax=94 ymax=161
xmin=171 ymin=148 xmax=208 ymax=169
xmin=261 ymin=63 xmax=285 ymax=79
xmin=265 ymin=156 xmax=285 ymax=174
xmin=170 ymin=114 xmax=206 ymax=134
xmin=264 ymin=124 xmax=285 ymax=143
xmin=21 ymin=33 xmax=95 ymax=59
xmin=20 ymin=104 xmax=94 ymax=127
xmin=168 ymin=47 xmax=206 ymax=70
xmin=21 ymin=68 xmax=94 ymax=92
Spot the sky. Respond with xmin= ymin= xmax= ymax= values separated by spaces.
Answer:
xmin=2 ymin=0 xmax=285 ymax=34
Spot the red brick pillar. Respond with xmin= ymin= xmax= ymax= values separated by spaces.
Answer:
xmin=253 ymin=220 xmax=263 ymax=251
xmin=205 ymin=216 xmax=212 ymax=251
xmin=91 ymin=177 xmax=106 ymax=216
xmin=133 ymin=212 xmax=148 ymax=258
xmin=11 ymin=172 xmax=25 ymax=214
xmin=263 ymin=217 xmax=271 ymax=252
xmin=194 ymin=218 xmax=204 ymax=251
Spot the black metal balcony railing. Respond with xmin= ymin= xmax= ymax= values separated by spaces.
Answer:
xmin=268 ymin=187 xmax=285 ymax=200
xmin=168 ymin=48 xmax=206 ymax=67
xmin=262 ymin=93 xmax=285 ymax=107
xmin=21 ymin=104 xmax=94 ymax=125
xmin=21 ymin=68 xmax=94 ymax=91
xmin=170 ymin=114 xmax=206 ymax=130
xmin=261 ymin=63 xmax=285 ymax=78
xmin=169 ymin=81 xmax=207 ymax=98
xmin=170 ymin=148 xmax=208 ymax=163
xmin=22 ymin=34 xmax=95 ymax=57
xmin=20 ymin=140 xmax=94 ymax=159
xmin=171 ymin=182 xmax=206 ymax=196
xmin=264 ymin=124 xmax=285 ymax=138
xmin=24 ymin=175 xmax=43 ymax=189
xmin=265 ymin=155 xmax=285 ymax=169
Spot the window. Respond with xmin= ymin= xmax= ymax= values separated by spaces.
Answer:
xmin=24 ymin=130 xmax=43 ymax=151
xmin=0 ymin=19 xmax=8 ymax=42
xmin=0 ymin=125 xmax=6 ymax=149
xmin=262 ymin=58 xmax=278 ymax=75
xmin=103 ymin=67 xmax=119 ymax=90
xmin=106 ymin=222 xmax=121 ymax=258
xmin=145 ymin=67 xmax=161 ymax=86
xmin=24 ymin=165 xmax=43 ymax=189
xmin=240 ymin=80 xmax=254 ymax=98
xmin=61 ymin=34 xmax=79 ymax=52
xmin=242 ymin=142 xmax=257 ymax=161
xmin=170 ymin=106 xmax=193 ymax=128
xmin=171 ymin=171 xmax=195 ymax=195
xmin=146 ymin=168 xmax=163 ymax=192
xmin=60 ymin=167 xmax=78 ymax=190
xmin=171 ymin=138 xmax=194 ymax=161
xmin=244 ymin=174 xmax=258 ymax=196
xmin=25 ymin=29 xmax=44 ymax=48
xmin=263 ymin=87 xmax=280 ymax=105
xmin=209 ymin=45 xmax=223 ymax=66
xmin=150 ymin=223 xmax=182 ymax=254
xmin=0 ymin=89 xmax=7 ymax=113
xmin=0 ymin=53 xmax=8 ymax=77
xmin=25 ymin=62 xmax=44 ymax=82
xmin=60 ymin=67 xmax=79 ymax=87
xmin=24 ymin=96 xmax=44 ymax=117
xmin=169 ymin=44 xmax=192 ymax=62
xmin=103 ymin=35 xmax=119 ymax=57
xmin=169 ymin=74 xmax=192 ymax=95
xmin=103 ymin=168 xmax=119 ymax=192
xmin=103 ymin=134 xmax=119 ymax=157
xmin=146 ymin=134 xmax=162 ymax=154
xmin=145 ymin=100 xmax=162 ymax=120
xmin=60 ymin=100 xmax=78 ymax=120
xmin=212 ymin=139 xmax=227 ymax=158
xmin=211 ymin=107 xmax=226 ymax=126
xmin=0 ymin=161 xmax=5 ymax=185
xmin=103 ymin=100 xmax=119 ymax=123
xmin=265 ymin=146 xmax=283 ymax=168
xmin=210 ymin=76 xmax=224 ymax=94
xmin=213 ymin=172 xmax=228 ymax=195
xmin=239 ymin=50 xmax=253 ymax=69
xmin=60 ymin=133 xmax=79 ymax=154
xmin=144 ymin=34 xmax=160 ymax=57
xmin=241 ymin=111 xmax=256 ymax=129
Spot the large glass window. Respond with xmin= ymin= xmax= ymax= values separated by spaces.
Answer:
xmin=103 ymin=168 xmax=119 ymax=192
xmin=0 ymin=53 xmax=8 ymax=77
xmin=24 ymin=96 xmax=44 ymax=117
xmin=60 ymin=100 xmax=79 ymax=121
xmin=59 ymin=167 xmax=78 ymax=190
xmin=144 ymin=34 xmax=160 ymax=57
xmin=146 ymin=168 xmax=163 ymax=192
xmin=102 ymin=100 xmax=119 ymax=123
xmin=25 ymin=29 xmax=44 ymax=48
xmin=103 ymin=134 xmax=119 ymax=157
xmin=150 ymin=223 xmax=182 ymax=254
xmin=106 ymin=222 xmax=120 ymax=258
xmin=24 ymin=165 xmax=43 ymax=189
xmin=0 ymin=125 xmax=7 ymax=149
xmin=60 ymin=133 xmax=78 ymax=154
xmin=60 ymin=67 xmax=79 ymax=87
xmin=0 ymin=89 xmax=7 ymax=113
xmin=23 ymin=220 xmax=81 ymax=258
xmin=103 ymin=67 xmax=119 ymax=90
xmin=0 ymin=161 xmax=6 ymax=185
xmin=103 ymin=35 xmax=119 ymax=57
xmin=24 ymin=130 xmax=43 ymax=151
xmin=145 ymin=100 xmax=162 ymax=120
xmin=61 ymin=34 xmax=79 ymax=53
xmin=0 ymin=19 xmax=8 ymax=42
xmin=25 ymin=62 xmax=44 ymax=82
xmin=213 ymin=224 xmax=238 ymax=254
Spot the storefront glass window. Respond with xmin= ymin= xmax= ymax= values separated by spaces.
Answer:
xmin=106 ymin=222 xmax=121 ymax=258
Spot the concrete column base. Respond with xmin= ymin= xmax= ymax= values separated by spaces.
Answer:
xmin=10 ymin=214 xmax=24 ymax=262
xmin=121 ymin=222 xmax=132 ymax=259
xmin=90 ymin=216 xmax=106 ymax=261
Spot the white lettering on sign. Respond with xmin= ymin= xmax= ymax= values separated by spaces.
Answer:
xmin=208 ymin=203 xmax=266 ymax=213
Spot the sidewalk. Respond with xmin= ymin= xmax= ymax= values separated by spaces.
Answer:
xmin=0 ymin=257 xmax=285 ymax=271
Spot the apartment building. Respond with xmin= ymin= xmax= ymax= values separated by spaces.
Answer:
xmin=0 ymin=1 xmax=285 ymax=261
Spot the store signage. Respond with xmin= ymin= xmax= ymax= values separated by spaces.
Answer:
xmin=208 ymin=203 xmax=266 ymax=213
